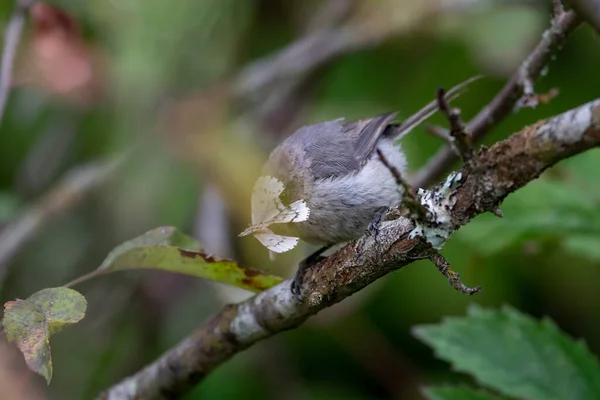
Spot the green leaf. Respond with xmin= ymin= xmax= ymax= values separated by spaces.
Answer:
xmin=27 ymin=288 xmax=87 ymax=335
xmin=413 ymin=305 xmax=600 ymax=400
xmin=95 ymin=227 xmax=283 ymax=292
xmin=99 ymin=226 xmax=202 ymax=268
xmin=423 ymin=386 xmax=506 ymax=400
xmin=2 ymin=287 xmax=87 ymax=384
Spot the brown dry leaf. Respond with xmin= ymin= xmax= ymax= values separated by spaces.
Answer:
xmin=17 ymin=2 xmax=107 ymax=106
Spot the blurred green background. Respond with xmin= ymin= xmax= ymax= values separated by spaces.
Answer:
xmin=1 ymin=0 xmax=599 ymax=399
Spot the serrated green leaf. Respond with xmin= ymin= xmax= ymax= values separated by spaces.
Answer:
xmin=1 ymin=287 xmax=87 ymax=384
xmin=96 ymin=227 xmax=283 ymax=292
xmin=423 ymin=386 xmax=506 ymax=400
xmin=413 ymin=305 xmax=600 ymax=400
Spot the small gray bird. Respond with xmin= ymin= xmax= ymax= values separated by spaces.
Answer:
xmin=240 ymin=78 xmax=477 ymax=295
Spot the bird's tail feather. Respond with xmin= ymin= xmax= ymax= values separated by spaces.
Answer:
xmin=386 ymin=74 xmax=483 ymax=140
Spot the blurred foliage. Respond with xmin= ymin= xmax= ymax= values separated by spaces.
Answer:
xmin=0 ymin=0 xmax=599 ymax=399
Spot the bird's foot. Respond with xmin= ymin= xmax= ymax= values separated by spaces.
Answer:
xmin=290 ymin=246 xmax=331 ymax=299
xmin=367 ymin=206 xmax=388 ymax=243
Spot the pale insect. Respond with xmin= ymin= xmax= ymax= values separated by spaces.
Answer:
xmin=239 ymin=176 xmax=310 ymax=259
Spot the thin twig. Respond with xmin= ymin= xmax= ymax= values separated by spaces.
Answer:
xmin=410 ymin=9 xmax=580 ymax=189
xmin=428 ymin=251 xmax=481 ymax=295
xmin=63 ymin=269 xmax=106 ymax=288
xmin=375 ymin=148 xmax=428 ymax=220
xmin=0 ymin=0 xmax=34 ymax=125
xmin=436 ymin=88 xmax=473 ymax=160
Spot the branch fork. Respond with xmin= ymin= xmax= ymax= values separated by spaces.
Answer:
xmin=436 ymin=87 xmax=474 ymax=161
xmin=376 ymin=147 xmax=479 ymax=295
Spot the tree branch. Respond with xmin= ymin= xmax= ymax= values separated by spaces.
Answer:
xmin=436 ymin=87 xmax=474 ymax=161
xmin=0 ymin=0 xmax=35 ymax=126
xmin=410 ymin=9 xmax=580 ymax=189
xmin=99 ymin=98 xmax=600 ymax=400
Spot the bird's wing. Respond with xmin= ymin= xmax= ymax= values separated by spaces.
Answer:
xmin=291 ymin=119 xmax=362 ymax=180
xmin=290 ymin=114 xmax=398 ymax=179
xmin=352 ymin=112 xmax=398 ymax=163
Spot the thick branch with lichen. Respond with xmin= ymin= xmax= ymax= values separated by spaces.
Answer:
xmin=99 ymin=98 xmax=600 ymax=400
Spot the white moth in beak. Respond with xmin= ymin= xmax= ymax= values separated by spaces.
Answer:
xmin=239 ymin=176 xmax=310 ymax=259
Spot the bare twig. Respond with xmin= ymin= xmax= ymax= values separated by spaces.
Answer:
xmin=0 ymin=0 xmax=34 ymax=125
xmin=99 ymin=98 xmax=600 ymax=400
xmin=0 ymin=157 xmax=124 ymax=286
xmin=428 ymin=251 xmax=481 ymax=295
xmin=375 ymin=148 xmax=428 ymax=220
xmin=411 ymin=10 xmax=580 ymax=189
xmin=436 ymin=88 xmax=473 ymax=160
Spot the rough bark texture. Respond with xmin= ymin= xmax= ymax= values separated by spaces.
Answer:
xmin=100 ymin=98 xmax=600 ymax=400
